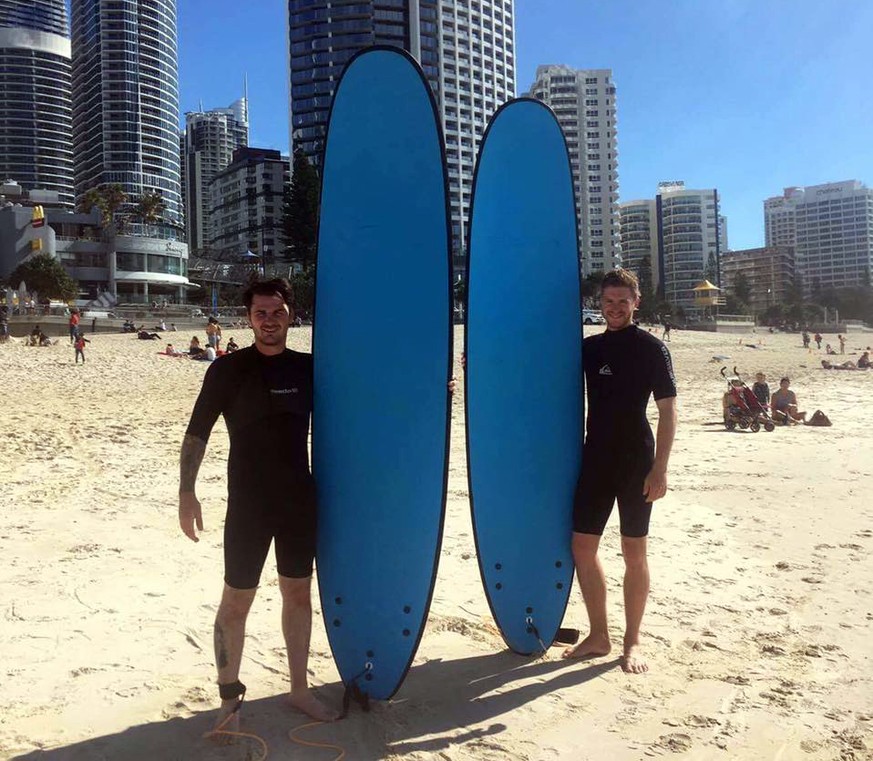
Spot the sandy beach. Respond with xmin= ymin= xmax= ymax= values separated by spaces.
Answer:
xmin=1 ymin=325 xmax=871 ymax=760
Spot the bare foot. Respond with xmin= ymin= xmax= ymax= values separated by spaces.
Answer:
xmin=562 ymin=633 xmax=611 ymax=659
xmin=621 ymin=643 xmax=648 ymax=674
xmin=288 ymin=689 xmax=339 ymax=722
xmin=208 ymin=699 xmax=241 ymax=745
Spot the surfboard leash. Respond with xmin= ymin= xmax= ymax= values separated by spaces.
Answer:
xmin=202 ymin=681 xmax=270 ymax=760
xmin=525 ymin=617 xmax=549 ymax=655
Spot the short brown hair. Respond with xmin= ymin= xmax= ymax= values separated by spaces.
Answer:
xmin=600 ymin=268 xmax=640 ymax=298
xmin=243 ymin=278 xmax=294 ymax=312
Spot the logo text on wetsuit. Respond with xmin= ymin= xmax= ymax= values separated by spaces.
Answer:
xmin=599 ymin=364 xmax=613 ymax=375
xmin=270 ymin=388 xmax=299 ymax=394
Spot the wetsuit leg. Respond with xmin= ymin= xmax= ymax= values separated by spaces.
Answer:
xmin=572 ymin=454 xmax=618 ymax=535
xmin=616 ymin=454 xmax=654 ymax=538
xmin=223 ymin=499 xmax=273 ymax=589
xmin=272 ymin=486 xmax=317 ymax=579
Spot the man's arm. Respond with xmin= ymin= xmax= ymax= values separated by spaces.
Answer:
xmin=179 ymin=434 xmax=207 ymax=542
xmin=643 ymin=396 xmax=677 ymax=501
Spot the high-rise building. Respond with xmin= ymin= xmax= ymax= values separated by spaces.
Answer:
xmin=71 ymin=0 xmax=182 ymax=224
xmin=210 ymin=147 xmax=289 ymax=263
xmin=287 ymin=0 xmax=516 ymax=262
xmin=721 ymin=246 xmax=795 ymax=314
xmin=764 ymin=181 xmax=873 ymax=290
xmin=718 ymin=214 xmax=729 ymax=253
xmin=619 ymin=200 xmax=659 ymax=288
xmin=181 ymin=95 xmax=249 ymax=255
xmin=656 ymin=182 xmax=721 ymax=308
xmin=527 ymin=65 xmax=620 ymax=274
xmin=0 ymin=0 xmax=74 ymax=205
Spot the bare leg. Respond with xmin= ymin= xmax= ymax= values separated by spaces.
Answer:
xmin=563 ymin=532 xmax=612 ymax=659
xmin=621 ymin=536 xmax=650 ymax=674
xmin=212 ymin=584 xmax=257 ymax=740
xmin=279 ymin=575 xmax=338 ymax=722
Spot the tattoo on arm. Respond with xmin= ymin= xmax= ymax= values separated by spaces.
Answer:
xmin=180 ymin=433 xmax=207 ymax=493
xmin=214 ymin=621 xmax=229 ymax=669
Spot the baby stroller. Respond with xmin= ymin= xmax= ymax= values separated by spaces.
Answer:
xmin=720 ymin=366 xmax=776 ymax=432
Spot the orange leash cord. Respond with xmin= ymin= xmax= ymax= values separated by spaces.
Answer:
xmin=289 ymin=721 xmax=347 ymax=760
xmin=202 ymin=704 xmax=269 ymax=761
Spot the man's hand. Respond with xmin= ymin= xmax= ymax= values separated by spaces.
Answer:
xmin=179 ymin=491 xmax=204 ymax=542
xmin=642 ymin=464 xmax=668 ymax=502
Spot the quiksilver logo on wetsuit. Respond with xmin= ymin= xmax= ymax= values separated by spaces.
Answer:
xmin=599 ymin=364 xmax=613 ymax=376
xmin=270 ymin=388 xmax=299 ymax=394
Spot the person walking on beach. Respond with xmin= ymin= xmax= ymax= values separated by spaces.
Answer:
xmin=662 ymin=320 xmax=672 ymax=342
xmin=68 ymin=309 xmax=80 ymax=344
xmin=838 ymin=334 xmax=846 ymax=354
xmin=815 ymin=332 xmax=822 ymax=350
xmin=205 ymin=317 xmax=222 ymax=352
xmin=74 ymin=333 xmax=90 ymax=363
xmin=179 ymin=278 xmax=338 ymax=738
xmin=564 ymin=268 xmax=677 ymax=674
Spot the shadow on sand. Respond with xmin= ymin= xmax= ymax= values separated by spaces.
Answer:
xmin=12 ymin=650 xmax=619 ymax=760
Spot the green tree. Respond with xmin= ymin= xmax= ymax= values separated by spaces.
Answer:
xmin=134 ymin=190 xmax=166 ymax=224
xmin=290 ymin=269 xmax=315 ymax=314
xmin=7 ymin=254 xmax=78 ymax=301
xmin=580 ymin=271 xmax=604 ymax=307
xmin=79 ymin=183 xmax=128 ymax=225
xmin=284 ymin=148 xmax=320 ymax=269
xmin=733 ymin=272 xmax=752 ymax=308
xmin=635 ymin=257 xmax=657 ymax=321
xmin=705 ymin=252 xmax=719 ymax=285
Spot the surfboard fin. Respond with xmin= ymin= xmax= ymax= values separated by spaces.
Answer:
xmin=553 ymin=627 xmax=580 ymax=646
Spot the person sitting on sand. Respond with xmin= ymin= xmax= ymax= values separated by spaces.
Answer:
xmin=225 ymin=337 xmax=239 ymax=353
xmin=770 ymin=377 xmax=807 ymax=424
xmin=821 ymin=359 xmax=858 ymax=370
xmin=858 ymin=352 xmax=871 ymax=370
xmin=825 ymin=344 xmax=837 ymax=355
xmin=165 ymin=343 xmax=183 ymax=357
xmin=137 ymin=329 xmax=161 ymax=340
xmin=189 ymin=336 xmax=205 ymax=357
xmin=752 ymin=372 xmax=770 ymax=408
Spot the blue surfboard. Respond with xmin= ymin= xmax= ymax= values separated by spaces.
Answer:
xmin=465 ymin=99 xmax=583 ymax=655
xmin=313 ymin=47 xmax=452 ymax=700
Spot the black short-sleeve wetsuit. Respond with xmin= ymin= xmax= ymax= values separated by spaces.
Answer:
xmin=573 ymin=325 xmax=676 ymax=537
xmin=185 ymin=346 xmax=316 ymax=588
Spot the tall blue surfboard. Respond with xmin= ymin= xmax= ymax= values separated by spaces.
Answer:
xmin=313 ymin=47 xmax=452 ymax=700
xmin=465 ymin=99 xmax=583 ymax=655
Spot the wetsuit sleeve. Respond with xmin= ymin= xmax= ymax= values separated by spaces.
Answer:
xmin=651 ymin=341 xmax=677 ymax=401
xmin=185 ymin=362 xmax=231 ymax=444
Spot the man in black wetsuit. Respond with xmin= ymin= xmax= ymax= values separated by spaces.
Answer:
xmin=563 ymin=268 xmax=677 ymax=673
xmin=179 ymin=278 xmax=337 ymax=735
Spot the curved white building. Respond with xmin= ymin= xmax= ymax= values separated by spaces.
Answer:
xmin=71 ymin=0 xmax=182 ymax=224
xmin=287 ymin=0 xmax=516 ymax=263
xmin=0 ymin=0 xmax=74 ymax=205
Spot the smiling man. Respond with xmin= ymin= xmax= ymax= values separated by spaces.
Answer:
xmin=564 ymin=268 xmax=677 ymax=673
xmin=178 ymin=278 xmax=338 ymax=737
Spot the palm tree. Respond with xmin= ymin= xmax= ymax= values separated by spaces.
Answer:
xmin=135 ymin=191 xmax=166 ymax=225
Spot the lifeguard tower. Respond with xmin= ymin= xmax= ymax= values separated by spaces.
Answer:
xmin=692 ymin=280 xmax=725 ymax=320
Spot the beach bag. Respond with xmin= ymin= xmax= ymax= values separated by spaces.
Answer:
xmin=807 ymin=410 xmax=832 ymax=427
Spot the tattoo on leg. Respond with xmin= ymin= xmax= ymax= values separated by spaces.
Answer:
xmin=214 ymin=622 xmax=229 ymax=669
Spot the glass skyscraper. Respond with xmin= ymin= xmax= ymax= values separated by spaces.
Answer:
xmin=0 ymin=0 xmax=74 ymax=204
xmin=71 ymin=0 xmax=182 ymax=225
xmin=287 ymin=0 xmax=515 ymax=261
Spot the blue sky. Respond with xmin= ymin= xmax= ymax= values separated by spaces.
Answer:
xmin=177 ymin=0 xmax=873 ymax=251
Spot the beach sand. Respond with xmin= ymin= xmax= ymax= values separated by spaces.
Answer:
xmin=1 ymin=326 xmax=871 ymax=760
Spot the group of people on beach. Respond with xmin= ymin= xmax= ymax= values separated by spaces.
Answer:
xmin=178 ymin=269 xmax=677 ymax=737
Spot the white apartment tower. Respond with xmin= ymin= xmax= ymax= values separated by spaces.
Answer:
xmin=764 ymin=181 xmax=873 ymax=290
xmin=656 ymin=182 xmax=721 ymax=308
xmin=210 ymin=147 xmax=289 ymax=263
xmin=181 ymin=95 xmax=249 ymax=255
xmin=619 ymin=199 xmax=659 ymax=289
xmin=287 ymin=0 xmax=516 ymax=264
xmin=527 ymin=65 xmax=620 ymax=274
